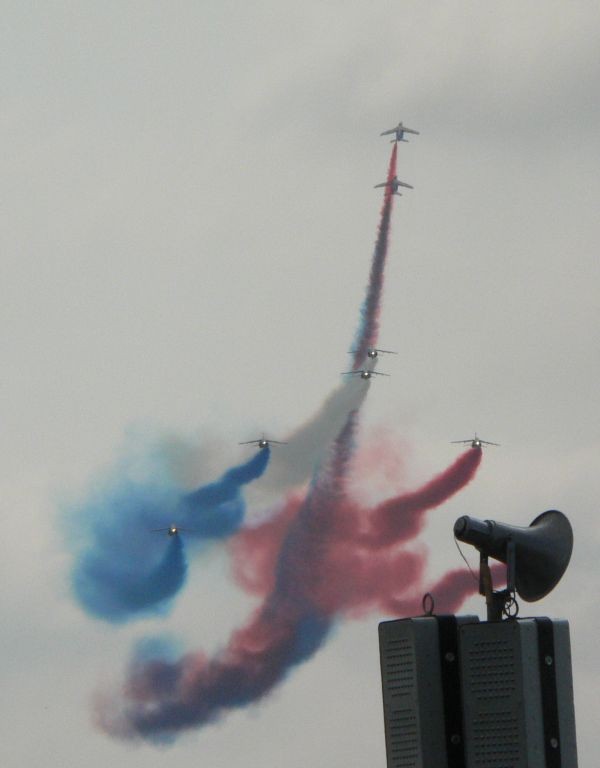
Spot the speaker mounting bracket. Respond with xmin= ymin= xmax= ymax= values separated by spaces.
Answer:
xmin=479 ymin=539 xmax=518 ymax=621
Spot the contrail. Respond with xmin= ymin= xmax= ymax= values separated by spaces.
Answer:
xmin=69 ymin=448 xmax=270 ymax=622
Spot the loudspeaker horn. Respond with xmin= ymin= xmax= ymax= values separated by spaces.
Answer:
xmin=454 ymin=510 xmax=573 ymax=602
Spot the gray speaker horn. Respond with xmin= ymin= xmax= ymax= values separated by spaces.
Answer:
xmin=454 ymin=510 xmax=573 ymax=602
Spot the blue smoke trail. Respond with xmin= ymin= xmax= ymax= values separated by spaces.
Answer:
xmin=76 ymin=535 xmax=187 ymax=622
xmin=68 ymin=446 xmax=271 ymax=623
xmin=178 ymin=447 xmax=270 ymax=536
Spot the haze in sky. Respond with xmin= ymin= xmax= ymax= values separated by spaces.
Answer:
xmin=2 ymin=2 xmax=599 ymax=766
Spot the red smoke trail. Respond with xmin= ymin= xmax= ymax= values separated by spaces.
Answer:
xmin=232 ymin=448 xmax=482 ymax=616
xmin=378 ymin=568 xmax=480 ymax=617
xmin=352 ymin=142 xmax=398 ymax=368
xmin=100 ymin=446 xmax=482 ymax=740
xmin=357 ymin=447 xmax=482 ymax=548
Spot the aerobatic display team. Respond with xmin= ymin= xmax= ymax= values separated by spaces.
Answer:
xmin=66 ymin=124 xmax=493 ymax=743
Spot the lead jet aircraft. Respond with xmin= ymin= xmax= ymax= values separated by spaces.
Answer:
xmin=341 ymin=369 xmax=390 ymax=380
xmin=380 ymin=121 xmax=420 ymax=143
xmin=239 ymin=436 xmax=287 ymax=449
xmin=451 ymin=433 xmax=500 ymax=448
xmin=374 ymin=175 xmax=413 ymax=196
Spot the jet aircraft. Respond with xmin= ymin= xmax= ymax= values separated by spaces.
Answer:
xmin=151 ymin=525 xmax=190 ymax=536
xmin=380 ymin=122 xmax=420 ymax=143
xmin=341 ymin=369 xmax=390 ymax=380
xmin=364 ymin=347 xmax=397 ymax=359
xmin=239 ymin=436 xmax=287 ymax=449
xmin=451 ymin=434 xmax=500 ymax=448
xmin=374 ymin=175 xmax=413 ymax=196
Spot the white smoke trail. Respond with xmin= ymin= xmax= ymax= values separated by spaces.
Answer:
xmin=244 ymin=376 xmax=371 ymax=511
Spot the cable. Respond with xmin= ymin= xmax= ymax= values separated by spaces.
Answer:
xmin=454 ymin=534 xmax=479 ymax=584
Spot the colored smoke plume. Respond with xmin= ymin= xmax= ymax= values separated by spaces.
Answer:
xmin=250 ymin=143 xmax=398 ymax=502
xmin=252 ymin=377 xmax=369 ymax=500
xmin=77 ymin=144 xmax=485 ymax=744
xmin=352 ymin=141 xmax=398 ymax=368
xmin=233 ymin=447 xmax=482 ymax=614
xmin=97 ymin=440 xmax=481 ymax=739
xmin=69 ymin=447 xmax=270 ymax=622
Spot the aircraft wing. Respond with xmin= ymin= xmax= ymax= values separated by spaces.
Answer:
xmin=450 ymin=440 xmax=470 ymax=444
xmin=380 ymin=128 xmax=396 ymax=136
xmin=480 ymin=440 xmax=500 ymax=446
xmin=238 ymin=440 xmax=259 ymax=445
xmin=377 ymin=349 xmax=397 ymax=354
xmin=398 ymin=181 xmax=414 ymax=189
xmin=372 ymin=371 xmax=390 ymax=376
xmin=374 ymin=182 xmax=389 ymax=189
xmin=267 ymin=440 xmax=287 ymax=445
xmin=404 ymin=127 xmax=419 ymax=135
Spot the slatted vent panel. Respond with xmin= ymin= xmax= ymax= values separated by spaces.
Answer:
xmin=381 ymin=633 xmax=419 ymax=768
xmin=387 ymin=708 xmax=418 ymax=768
xmin=384 ymin=635 xmax=415 ymax=696
xmin=464 ymin=635 xmax=522 ymax=767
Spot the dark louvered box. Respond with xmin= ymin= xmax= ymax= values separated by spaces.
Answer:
xmin=378 ymin=616 xmax=578 ymax=768
xmin=379 ymin=615 xmax=479 ymax=768
xmin=459 ymin=619 xmax=577 ymax=768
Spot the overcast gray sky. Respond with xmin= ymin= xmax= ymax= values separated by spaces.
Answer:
xmin=2 ymin=2 xmax=599 ymax=766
